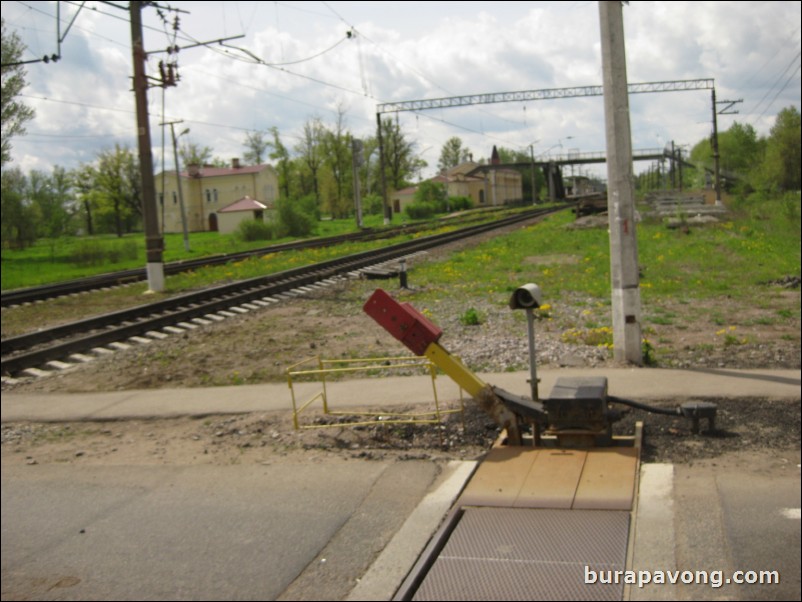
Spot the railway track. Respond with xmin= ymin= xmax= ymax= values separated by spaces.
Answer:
xmin=0 ymin=229 xmax=380 ymax=308
xmin=1 ymin=206 xmax=568 ymax=378
xmin=0 ymin=210 xmax=505 ymax=308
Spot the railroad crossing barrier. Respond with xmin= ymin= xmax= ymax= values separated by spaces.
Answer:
xmin=285 ymin=355 xmax=465 ymax=431
xmin=362 ymin=288 xmax=718 ymax=600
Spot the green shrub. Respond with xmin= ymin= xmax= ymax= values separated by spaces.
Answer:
xmin=235 ymin=219 xmax=280 ymax=242
xmin=781 ymin=191 xmax=801 ymax=226
xmin=448 ymin=195 xmax=473 ymax=211
xmin=71 ymin=239 xmax=138 ymax=266
xmin=278 ymin=197 xmax=317 ymax=237
xmin=362 ymin=193 xmax=384 ymax=215
xmin=405 ymin=202 xmax=438 ymax=220
xmin=414 ymin=181 xmax=448 ymax=206
xmin=642 ymin=339 xmax=657 ymax=366
xmin=459 ymin=307 xmax=483 ymax=326
xmin=105 ymin=240 xmax=138 ymax=264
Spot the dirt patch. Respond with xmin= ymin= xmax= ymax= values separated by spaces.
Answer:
xmin=3 ymin=395 xmax=799 ymax=467
xmin=2 ymin=278 xmax=799 ymax=394
xmin=1 ymin=243 xmax=799 ymax=468
xmin=640 ymin=292 xmax=801 ymax=369
xmin=523 ymin=254 xmax=580 ymax=266
xmin=616 ymin=396 xmax=800 ymax=463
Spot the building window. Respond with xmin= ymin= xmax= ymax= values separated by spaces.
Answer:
xmin=206 ymin=189 xmax=211 ymax=203
xmin=213 ymin=189 xmax=218 ymax=202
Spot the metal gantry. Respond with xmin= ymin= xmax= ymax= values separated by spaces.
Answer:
xmin=377 ymin=79 xmax=715 ymax=114
xmin=374 ymin=79 xmax=718 ymax=212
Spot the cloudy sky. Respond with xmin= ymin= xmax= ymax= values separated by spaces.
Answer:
xmin=4 ymin=1 xmax=801 ymax=180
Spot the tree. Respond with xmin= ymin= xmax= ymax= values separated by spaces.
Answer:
xmin=27 ymin=166 xmax=76 ymax=239
xmin=1 ymin=18 xmax=35 ymax=167
xmin=719 ymin=122 xmax=762 ymax=185
xmin=72 ymin=164 xmax=99 ymax=235
xmin=356 ymin=136 xmax=379 ymax=195
xmin=296 ymin=117 xmax=325 ymax=203
xmin=48 ymin=166 xmax=77 ymax=236
xmin=0 ymin=166 xmax=77 ymax=247
xmin=760 ymin=106 xmax=801 ymax=192
xmin=178 ymin=141 xmax=213 ymax=167
xmin=322 ymin=105 xmax=353 ymax=218
xmin=1 ymin=167 xmax=39 ymax=248
xmin=267 ymin=126 xmax=292 ymax=199
xmin=94 ymin=145 xmax=142 ymax=236
xmin=243 ymin=130 xmax=269 ymax=165
xmin=438 ymin=137 xmax=471 ymax=173
xmin=688 ymin=111 xmax=801 ymax=194
xmin=689 ymin=137 xmax=714 ymax=188
xmin=379 ymin=117 xmax=417 ymax=191
xmin=690 ymin=122 xmax=764 ymax=192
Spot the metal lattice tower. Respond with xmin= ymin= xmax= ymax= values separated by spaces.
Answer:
xmin=377 ymin=79 xmax=714 ymax=114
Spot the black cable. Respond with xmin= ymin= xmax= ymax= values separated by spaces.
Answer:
xmin=607 ymin=396 xmax=681 ymax=416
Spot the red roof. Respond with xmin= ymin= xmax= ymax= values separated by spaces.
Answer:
xmin=218 ymin=196 xmax=268 ymax=213
xmin=180 ymin=164 xmax=270 ymax=178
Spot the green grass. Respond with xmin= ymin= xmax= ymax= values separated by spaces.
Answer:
xmin=1 ymin=213 xmax=415 ymax=291
xmin=1 ymin=231 xmax=288 ymax=290
xmin=410 ymin=194 xmax=801 ymax=305
xmin=162 ymin=234 xmax=421 ymax=293
xmin=0 ymin=208 xmax=512 ymax=291
xmin=3 ymin=195 xmax=799 ymax=307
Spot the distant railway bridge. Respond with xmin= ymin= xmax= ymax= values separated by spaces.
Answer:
xmin=472 ymin=147 xmax=676 ymax=201
xmin=376 ymin=78 xmax=732 ymax=203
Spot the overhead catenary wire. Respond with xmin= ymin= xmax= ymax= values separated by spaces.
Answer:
xmin=20 ymin=2 xmax=792 ymax=177
xmin=207 ymin=37 xmax=525 ymax=152
xmin=8 ymin=0 xmax=555 ymax=166
xmin=215 ymin=34 xmax=351 ymax=67
xmin=750 ymin=51 xmax=802 ymax=124
xmin=319 ymin=1 xmax=528 ymax=130
xmin=762 ymin=60 xmax=802 ymax=117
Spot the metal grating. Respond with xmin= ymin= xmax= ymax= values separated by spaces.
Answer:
xmin=412 ymin=507 xmax=630 ymax=601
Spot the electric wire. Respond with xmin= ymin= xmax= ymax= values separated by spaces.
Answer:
xmin=9 ymin=1 xmax=559 ymax=161
xmin=750 ymin=51 xmax=802 ymax=124
xmin=758 ymin=60 xmax=801 ymax=123
xmin=203 ymin=33 xmax=523 ymax=149
xmin=319 ymin=1 xmax=528 ymax=130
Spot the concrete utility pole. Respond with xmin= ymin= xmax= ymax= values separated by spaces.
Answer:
xmin=351 ymin=138 xmax=364 ymax=228
xmin=164 ymin=120 xmax=190 ymax=252
xmin=711 ymin=87 xmax=722 ymax=205
xmin=529 ymin=143 xmax=539 ymax=204
xmin=376 ymin=113 xmax=390 ymax=225
xmin=598 ymin=0 xmax=643 ymax=365
xmin=130 ymin=1 xmax=164 ymax=292
xmin=711 ymin=91 xmax=743 ymax=205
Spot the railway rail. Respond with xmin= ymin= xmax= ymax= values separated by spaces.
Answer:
xmin=0 ymin=210 xmax=506 ymax=308
xmin=0 ymin=228 xmax=381 ymax=308
xmin=1 ymin=206 xmax=569 ymax=378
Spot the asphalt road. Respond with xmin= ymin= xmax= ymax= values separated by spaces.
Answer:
xmin=632 ymin=453 xmax=801 ymax=601
xmin=3 ymin=368 xmax=800 ymax=601
xmin=1 ymin=460 xmax=446 ymax=601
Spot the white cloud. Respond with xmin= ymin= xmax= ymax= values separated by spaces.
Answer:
xmin=3 ymin=1 xmax=799 ymax=178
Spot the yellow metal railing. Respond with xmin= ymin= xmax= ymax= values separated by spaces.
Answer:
xmin=286 ymin=355 xmax=465 ymax=431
